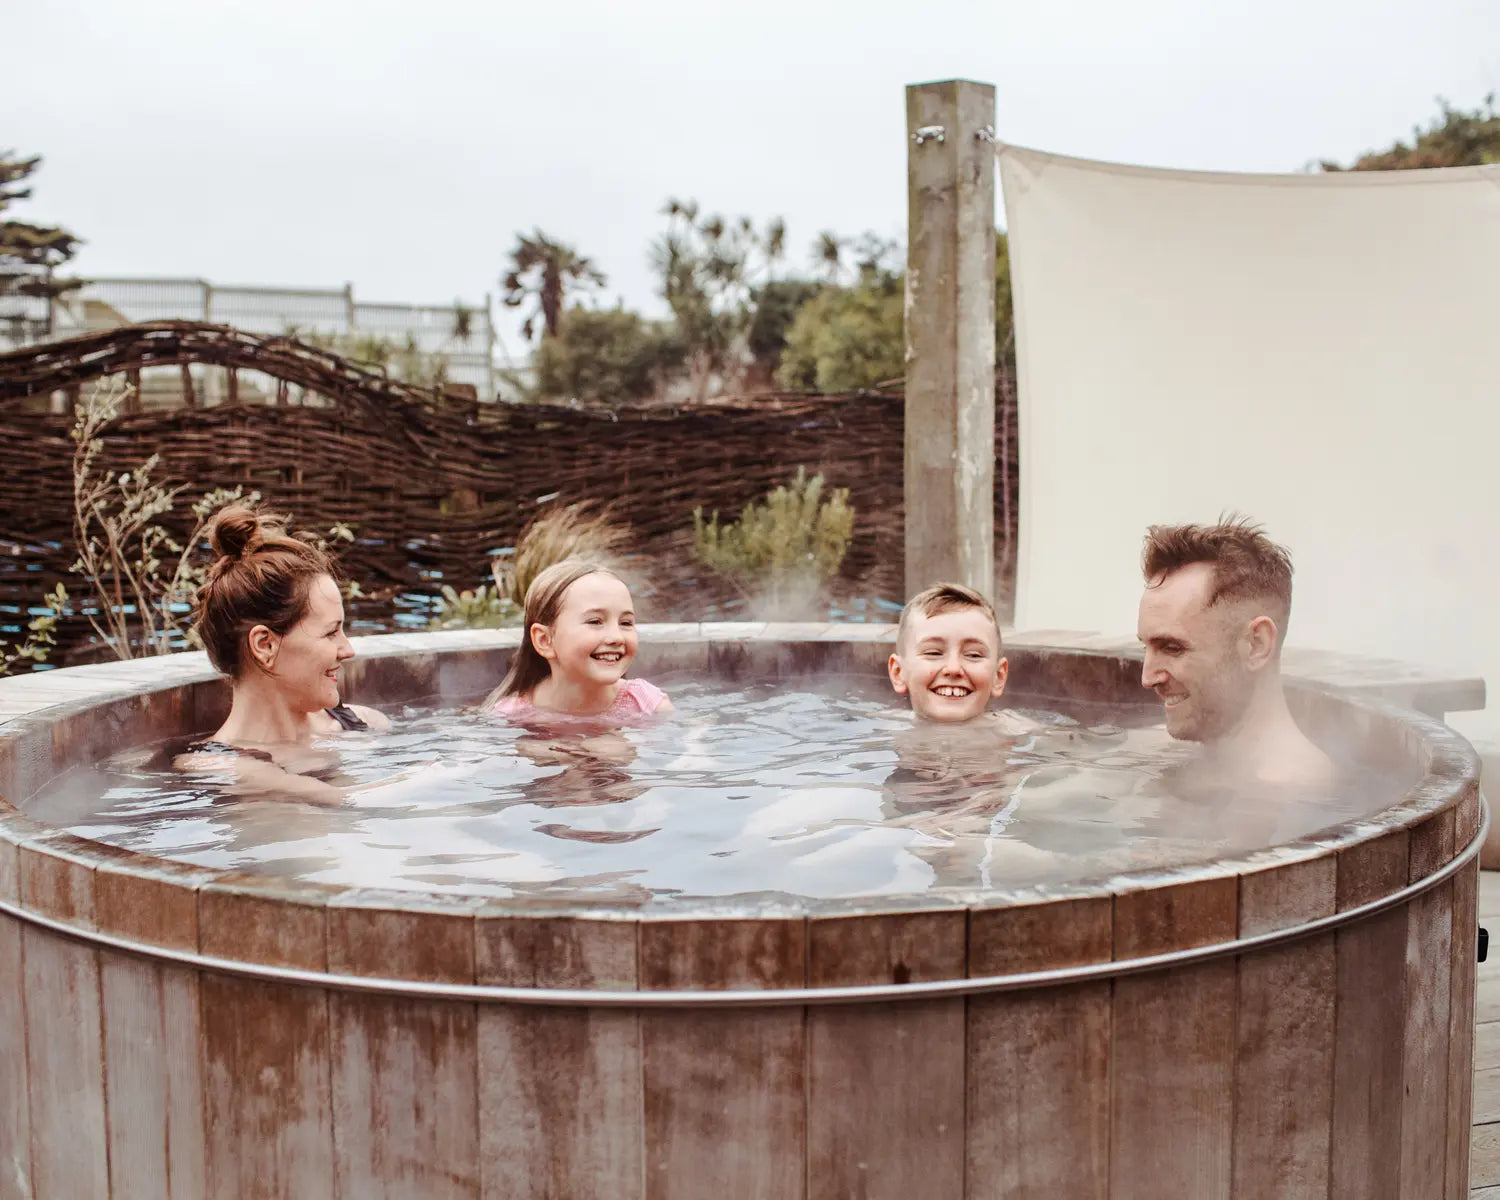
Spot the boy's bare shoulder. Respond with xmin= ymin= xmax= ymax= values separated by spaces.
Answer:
xmin=989 ymin=709 xmax=1041 ymax=736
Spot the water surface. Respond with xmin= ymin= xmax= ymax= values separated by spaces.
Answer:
xmin=29 ymin=677 xmax=1396 ymax=906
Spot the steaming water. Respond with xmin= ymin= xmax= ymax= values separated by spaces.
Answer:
xmin=29 ymin=678 xmax=1399 ymax=906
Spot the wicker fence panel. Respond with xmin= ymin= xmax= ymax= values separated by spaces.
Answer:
xmin=0 ymin=323 xmax=1020 ymax=660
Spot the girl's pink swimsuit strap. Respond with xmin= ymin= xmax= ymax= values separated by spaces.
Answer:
xmin=492 ymin=677 xmax=667 ymax=722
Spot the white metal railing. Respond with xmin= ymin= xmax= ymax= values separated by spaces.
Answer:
xmin=3 ymin=276 xmax=533 ymax=402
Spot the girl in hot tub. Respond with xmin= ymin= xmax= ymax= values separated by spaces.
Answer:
xmin=485 ymin=559 xmax=673 ymax=724
xmin=174 ymin=505 xmax=389 ymax=803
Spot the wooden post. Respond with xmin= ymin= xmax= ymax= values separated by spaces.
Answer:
xmin=201 ymin=282 xmax=216 ymax=404
xmin=904 ymin=79 xmax=996 ymax=601
xmin=484 ymin=291 xmax=496 ymax=404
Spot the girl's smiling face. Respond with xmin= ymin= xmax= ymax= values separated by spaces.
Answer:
xmin=532 ymin=571 xmax=638 ymax=688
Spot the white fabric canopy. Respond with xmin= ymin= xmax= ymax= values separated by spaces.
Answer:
xmin=998 ymin=144 xmax=1500 ymax=741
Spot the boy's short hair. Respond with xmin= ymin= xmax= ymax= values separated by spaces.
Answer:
xmin=896 ymin=583 xmax=1002 ymax=649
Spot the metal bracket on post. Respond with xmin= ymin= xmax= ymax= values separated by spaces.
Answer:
xmin=912 ymin=125 xmax=946 ymax=146
xmin=975 ymin=125 xmax=997 ymax=144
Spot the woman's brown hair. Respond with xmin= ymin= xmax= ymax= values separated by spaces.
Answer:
xmin=194 ymin=505 xmax=337 ymax=677
xmin=491 ymin=559 xmax=625 ymax=702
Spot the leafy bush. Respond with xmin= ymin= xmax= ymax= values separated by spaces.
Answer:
xmin=777 ymin=232 xmax=1015 ymax=391
xmin=0 ymin=584 xmax=67 ymax=676
xmin=1322 ymin=95 xmax=1500 ymax=171
xmin=532 ymin=307 xmax=684 ymax=406
xmin=293 ymin=329 xmax=452 ymax=389
xmin=747 ymin=278 xmax=825 ymax=377
xmin=775 ymin=269 xmax=905 ymax=392
xmin=428 ymin=584 xmax=521 ymax=630
xmin=692 ymin=469 xmax=854 ymax=616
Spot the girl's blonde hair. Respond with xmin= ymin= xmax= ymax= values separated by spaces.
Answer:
xmin=491 ymin=559 xmax=628 ymax=702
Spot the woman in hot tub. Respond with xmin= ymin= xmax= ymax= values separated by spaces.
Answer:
xmin=175 ymin=504 xmax=388 ymax=803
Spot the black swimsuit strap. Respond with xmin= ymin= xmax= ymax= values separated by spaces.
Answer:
xmin=325 ymin=704 xmax=369 ymax=732
xmin=186 ymin=739 xmax=276 ymax=764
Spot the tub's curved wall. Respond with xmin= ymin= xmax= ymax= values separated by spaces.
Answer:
xmin=0 ymin=626 xmax=1482 ymax=1199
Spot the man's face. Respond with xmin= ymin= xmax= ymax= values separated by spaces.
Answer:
xmin=888 ymin=606 xmax=1008 ymax=724
xmin=1137 ymin=562 xmax=1255 ymax=742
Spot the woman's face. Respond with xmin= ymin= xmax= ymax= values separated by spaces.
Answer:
xmin=250 ymin=574 xmax=355 ymax=711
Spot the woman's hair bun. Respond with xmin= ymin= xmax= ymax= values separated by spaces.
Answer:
xmin=208 ymin=505 xmax=263 ymax=560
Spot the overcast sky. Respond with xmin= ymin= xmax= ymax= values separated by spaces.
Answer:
xmin=8 ymin=0 xmax=1496 ymax=353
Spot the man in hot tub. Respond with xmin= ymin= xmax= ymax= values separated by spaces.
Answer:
xmin=1136 ymin=517 xmax=1335 ymax=789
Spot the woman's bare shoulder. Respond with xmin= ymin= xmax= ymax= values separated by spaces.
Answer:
xmin=348 ymin=704 xmax=391 ymax=732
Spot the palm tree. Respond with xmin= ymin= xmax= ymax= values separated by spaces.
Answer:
xmin=764 ymin=218 xmax=786 ymax=279
xmin=813 ymin=231 xmax=844 ymax=284
xmin=501 ymin=231 xmax=606 ymax=342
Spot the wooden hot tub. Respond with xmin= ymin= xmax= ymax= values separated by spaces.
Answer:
xmin=0 ymin=626 xmax=1482 ymax=1199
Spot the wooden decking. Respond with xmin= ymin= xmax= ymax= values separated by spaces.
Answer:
xmin=1470 ymin=872 xmax=1500 ymax=1195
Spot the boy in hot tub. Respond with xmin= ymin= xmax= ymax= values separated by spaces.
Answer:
xmin=876 ymin=585 xmax=1134 ymax=888
xmin=887 ymin=583 xmax=1026 ymax=730
xmin=884 ymin=586 xmax=1022 ymax=811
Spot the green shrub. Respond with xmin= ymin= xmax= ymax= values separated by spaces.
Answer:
xmin=532 ymin=307 xmax=684 ymax=406
xmin=775 ymin=270 xmax=905 ymax=393
xmin=776 ymin=232 xmax=1015 ymax=390
xmin=692 ymin=469 xmax=854 ymax=616
xmin=0 ymin=584 xmax=67 ymax=676
xmin=427 ymin=584 xmax=522 ymax=630
xmin=747 ymin=278 xmax=825 ymax=376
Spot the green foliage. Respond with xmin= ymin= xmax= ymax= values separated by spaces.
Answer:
xmin=532 ymin=306 xmax=684 ymax=406
xmin=995 ymin=230 xmax=1014 ymax=361
xmin=0 ymin=584 xmax=68 ymax=676
xmin=777 ymin=231 xmax=1015 ymax=391
xmin=746 ymin=278 xmax=824 ymax=375
xmin=294 ymin=329 xmax=452 ymax=389
xmin=1323 ymin=95 xmax=1500 ymax=171
xmin=428 ymin=584 xmax=521 ymax=630
xmin=776 ymin=268 xmax=904 ymax=392
xmin=692 ymin=469 xmax=855 ymax=615
xmin=503 ymin=230 xmax=606 ymax=343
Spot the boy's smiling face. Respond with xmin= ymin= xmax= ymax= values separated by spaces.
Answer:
xmin=888 ymin=606 xmax=1008 ymax=723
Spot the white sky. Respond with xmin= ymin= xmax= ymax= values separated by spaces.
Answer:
xmin=7 ymin=0 xmax=1497 ymax=353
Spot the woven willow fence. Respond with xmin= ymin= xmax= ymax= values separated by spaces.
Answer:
xmin=0 ymin=322 xmax=1020 ymax=660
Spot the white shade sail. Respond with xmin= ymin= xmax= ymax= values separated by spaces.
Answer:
xmin=998 ymin=144 xmax=1500 ymax=740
